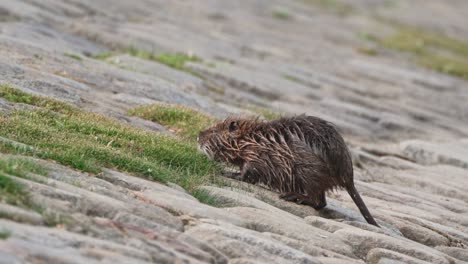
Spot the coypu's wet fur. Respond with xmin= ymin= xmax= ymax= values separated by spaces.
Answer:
xmin=198 ymin=115 xmax=379 ymax=227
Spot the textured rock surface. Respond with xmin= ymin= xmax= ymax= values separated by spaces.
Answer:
xmin=1 ymin=0 xmax=468 ymax=263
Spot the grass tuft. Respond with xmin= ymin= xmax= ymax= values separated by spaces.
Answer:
xmin=0 ymin=228 xmax=11 ymax=239
xmin=0 ymin=174 xmax=31 ymax=208
xmin=0 ymin=86 xmax=220 ymax=193
xmin=272 ymin=8 xmax=292 ymax=20
xmin=192 ymin=189 xmax=220 ymax=207
xmin=0 ymin=84 xmax=77 ymax=114
xmin=64 ymin=53 xmax=83 ymax=61
xmin=129 ymin=104 xmax=215 ymax=140
xmin=365 ymin=27 xmax=468 ymax=80
xmin=127 ymin=48 xmax=201 ymax=71
xmin=93 ymin=48 xmax=203 ymax=76
xmin=0 ymin=157 xmax=48 ymax=178
xmin=92 ymin=51 xmax=114 ymax=60
xmin=304 ymin=0 xmax=354 ymax=16
xmin=0 ymin=156 xmax=48 ymax=208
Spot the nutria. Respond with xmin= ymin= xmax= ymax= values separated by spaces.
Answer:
xmin=198 ymin=114 xmax=379 ymax=227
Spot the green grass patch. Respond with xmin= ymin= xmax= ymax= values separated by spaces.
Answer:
xmin=0 ymin=84 xmax=77 ymax=114
xmin=0 ymin=157 xmax=48 ymax=178
xmin=0 ymin=174 xmax=31 ymax=208
xmin=91 ymin=51 xmax=114 ymax=60
xmin=0 ymin=86 xmax=220 ymax=193
xmin=64 ymin=53 xmax=83 ymax=61
xmin=127 ymin=48 xmax=201 ymax=71
xmin=366 ymin=27 xmax=468 ymax=80
xmin=92 ymin=48 xmax=203 ymax=77
xmin=192 ymin=189 xmax=220 ymax=207
xmin=0 ymin=228 xmax=11 ymax=239
xmin=0 ymin=156 xmax=48 ymax=208
xmin=304 ymin=0 xmax=354 ymax=16
xmin=272 ymin=8 xmax=292 ymax=20
xmin=129 ymin=104 xmax=215 ymax=141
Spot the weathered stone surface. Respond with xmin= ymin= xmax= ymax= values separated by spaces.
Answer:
xmin=332 ymin=228 xmax=453 ymax=264
xmin=0 ymin=219 xmax=153 ymax=264
xmin=225 ymin=207 xmax=355 ymax=257
xmin=262 ymin=232 xmax=359 ymax=261
xmin=206 ymin=179 xmax=318 ymax=218
xmin=401 ymin=140 xmax=468 ymax=168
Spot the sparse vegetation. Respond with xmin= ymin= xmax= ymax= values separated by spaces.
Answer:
xmin=272 ymin=8 xmax=292 ymax=20
xmin=129 ymin=103 xmax=215 ymax=140
xmin=64 ymin=53 xmax=83 ymax=61
xmin=127 ymin=48 xmax=201 ymax=71
xmin=92 ymin=51 xmax=114 ymax=60
xmin=356 ymin=46 xmax=378 ymax=56
xmin=0 ymin=155 xmax=48 ymax=209
xmin=93 ymin=48 xmax=203 ymax=77
xmin=304 ymin=0 xmax=354 ymax=16
xmin=0 ymin=84 xmax=77 ymax=114
xmin=0 ymin=85 xmax=220 ymax=193
xmin=364 ymin=27 xmax=468 ymax=80
xmin=0 ymin=157 xmax=48 ymax=179
xmin=0 ymin=173 xmax=30 ymax=208
xmin=192 ymin=189 xmax=220 ymax=207
xmin=0 ymin=229 xmax=11 ymax=239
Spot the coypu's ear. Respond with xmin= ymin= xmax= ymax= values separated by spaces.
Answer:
xmin=229 ymin=121 xmax=239 ymax=132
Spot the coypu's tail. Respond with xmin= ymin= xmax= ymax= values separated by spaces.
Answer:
xmin=346 ymin=184 xmax=380 ymax=227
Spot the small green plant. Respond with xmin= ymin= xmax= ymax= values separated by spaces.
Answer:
xmin=0 ymin=86 xmax=220 ymax=193
xmin=0 ymin=229 xmax=11 ymax=239
xmin=92 ymin=51 xmax=114 ymax=60
xmin=92 ymin=48 xmax=203 ymax=77
xmin=0 ymin=156 xmax=48 ymax=208
xmin=155 ymin=53 xmax=201 ymax=71
xmin=64 ymin=53 xmax=83 ymax=61
xmin=0 ymin=174 xmax=31 ymax=208
xmin=127 ymin=48 xmax=201 ymax=70
xmin=0 ymin=84 xmax=77 ymax=114
xmin=272 ymin=8 xmax=292 ymax=20
xmin=129 ymin=104 xmax=215 ymax=140
xmin=0 ymin=157 xmax=48 ymax=178
xmin=42 ymin=210 xmax=73 ymax=227
xmin=192 ymin=189 xmax=220 ymax=207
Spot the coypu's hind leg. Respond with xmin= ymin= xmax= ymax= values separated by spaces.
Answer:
xmin=313 ymin=192 xmax=327 ymax=210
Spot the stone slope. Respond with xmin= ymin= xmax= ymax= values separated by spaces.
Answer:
xmin=0 ymin=1 xmax=468 ymax=263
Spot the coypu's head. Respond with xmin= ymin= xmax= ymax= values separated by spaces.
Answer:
xmin=197 ymin=117 xmax=259 ymax=163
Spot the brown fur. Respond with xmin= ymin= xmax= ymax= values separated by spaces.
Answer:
xmin=198 ymin=115 xmax=379 ymax=227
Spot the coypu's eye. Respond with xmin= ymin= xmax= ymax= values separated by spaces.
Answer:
xmin=229 ymin=121 xmax=239 ymax=132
